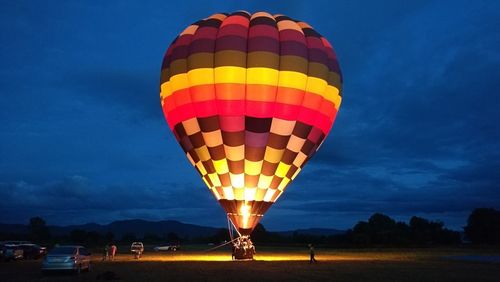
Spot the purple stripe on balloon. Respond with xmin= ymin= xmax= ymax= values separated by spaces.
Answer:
xmin=249 ymin=25 xmax=278 ymax=38
xmin=307 ymin=48 xmax=328 ymax=65
xmin=248 ymin=37 xmax=279 ymax=53
xmin=245 ymin=131 xmax=269 ymax=147
xmin=215 ymin=35 xmax=247 ymax=52
xmin=279 ymin=29 xmax=306 ymax=43
xmin=218 ymin=24 xmax=248 ymax=37
xmin=192 ymin=26 xmax=219 ymax=40
xmin=189 ymin=39 xmax=216 ymax=54
xmin=170 ymin=45 xmax=190 ymax=61
xmin=280 ymin=41 xmax=308 ymax=59
xmin=305 ymin=37 xmax=325 ymax=49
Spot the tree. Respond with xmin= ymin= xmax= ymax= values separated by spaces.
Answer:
xmin=70 ymin=229 xmax=87 ymax=244
xmin=464 ymin=208 xmax=500 ymax=244
xmin=105 ymin=231 xmax=115 ymax=243
xmin=143 ymin=233 xmax=162 ymax=243
xmin=166 ymin=232 xmax=180 ymax=243
xmin=29 ymin=217 xmax=50 ymax=242
xmin=251 ymin=223 xmax=268 ymax=243
xmin=121 ymin=232 xmax=138 ymax=243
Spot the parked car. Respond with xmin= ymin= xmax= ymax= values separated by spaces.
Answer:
xmin=42 ymin=245 xmax=91 ymax=274
xmin=19 ymin=244 xmax=47 ymax=259
xmin=130 ymin=242 xmax=144 ymax=259
xmin=0 ymin=244 xmax=24 ymax=261
xmin=1 ymin=240 xmax=31 ymax=245
xmin=153 ymin=243 xmax=180 ymax=252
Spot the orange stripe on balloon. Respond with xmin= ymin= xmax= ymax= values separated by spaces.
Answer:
xmin=246 ymin=84 xmax=277 ymax=102
xmin=215 ymin=84 xmax=246 ymax=100
xmin=276 ymin=87 xmax=305 ymax=106
xmin=191 ymin=84 xmax=216 ymax=103
xmin=163 ymin=84 xmax=336 ymax=127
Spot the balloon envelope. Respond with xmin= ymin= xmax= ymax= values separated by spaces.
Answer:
xmin=160 ymin=11 xmax=342 ymax=235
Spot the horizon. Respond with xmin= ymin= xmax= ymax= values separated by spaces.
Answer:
xmin=1 ymin=1 xmax=499 ymax=232
xmin=1 ymin=213 xmax=470 ymax=232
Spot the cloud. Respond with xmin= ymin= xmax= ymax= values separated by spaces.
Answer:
xmin=0 ymin=176 xmax=225 ymax=226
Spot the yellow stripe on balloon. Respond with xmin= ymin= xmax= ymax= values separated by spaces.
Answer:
xmin=306 ymin=76 xmax=327 ymax=96
xmin=215 ymin=66 xmax=246 ymax=84
xmin=323 ymin=85 xmax=341 ymax=109
xmin=170 ymin=73 xmax=189 ymax=93
xmin=247 ymin=67 xmax=279 ymax=85
xmin=167 ymin=66 xmax=333 ymax=101
xmin=278 ymin=71 xmax=307 ymax=90
xmin=160 ymin=81 xmax=173 ymax=99
xmin=187 ymin=68 xmax=214 ymax=86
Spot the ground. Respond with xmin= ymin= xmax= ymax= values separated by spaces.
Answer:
xmin=1 ymin=246 xmax=499 ymax=281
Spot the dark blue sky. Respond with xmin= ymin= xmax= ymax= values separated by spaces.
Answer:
xmin=1 ymin=0 xmax=499 ymax=231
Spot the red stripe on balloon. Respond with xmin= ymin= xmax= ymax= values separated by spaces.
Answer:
xmin=163 ymin=100 xmax=334 ymax=134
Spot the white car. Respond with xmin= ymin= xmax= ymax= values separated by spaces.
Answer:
xmin=153 ymin=244 xmax=180 ymax=252
xmin=130 ymin=242 xmax=144 ymax=259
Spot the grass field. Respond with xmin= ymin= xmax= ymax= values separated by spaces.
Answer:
xmin=1 ymin=246 xmax=499 ymax=281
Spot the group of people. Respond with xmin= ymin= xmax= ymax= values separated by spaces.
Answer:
xmin=231 ymin=236 xmax=256 ymax=260
xmin=102 ymin=244 xmax=117 ymax=261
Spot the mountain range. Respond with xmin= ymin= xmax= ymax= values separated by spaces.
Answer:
xmin=0 ymin=219 xmax=344 ymax=238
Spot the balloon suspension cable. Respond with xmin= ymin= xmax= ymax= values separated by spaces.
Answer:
xmin=227 ymin=215 xmax=234 ymax=242
xmin=227 ymin=215 xmax=242 ymax=238
xmin=204 ymin=237 xmax=240 ymax=253
xmin=204 ymin=215 xmax=243 ymax=253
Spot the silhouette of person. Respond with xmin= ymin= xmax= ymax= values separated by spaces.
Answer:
xmin=102 ymin=244 xmax=109 ymax=261
xmin=309 ymin=244 xmax=317 ymax=263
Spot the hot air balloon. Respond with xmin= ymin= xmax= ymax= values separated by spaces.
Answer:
xmin=160 ymin=11 xmax=342 ymax=244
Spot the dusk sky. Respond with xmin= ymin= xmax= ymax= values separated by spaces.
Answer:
xmin=1 ymin=0 xmax=499 ymax=231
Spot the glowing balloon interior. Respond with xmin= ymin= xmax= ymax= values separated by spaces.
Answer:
xmin=160 ymin=11 xmax=342 ymax=235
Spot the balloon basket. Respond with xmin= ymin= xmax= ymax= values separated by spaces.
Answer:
xmin=231 ymin=235 xmax=255 ymax=261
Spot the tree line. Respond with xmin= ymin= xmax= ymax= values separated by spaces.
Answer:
xmin=2 ymin=208 xmax=499 ymax=247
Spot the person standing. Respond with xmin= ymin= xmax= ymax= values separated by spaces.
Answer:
xmin=102 ymin=244 xmax=109 ymax=261
xmin=309 ymin=244 xmax=317 ymax=263
xmin=110 ymin=244 xmax=117 ymax=261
